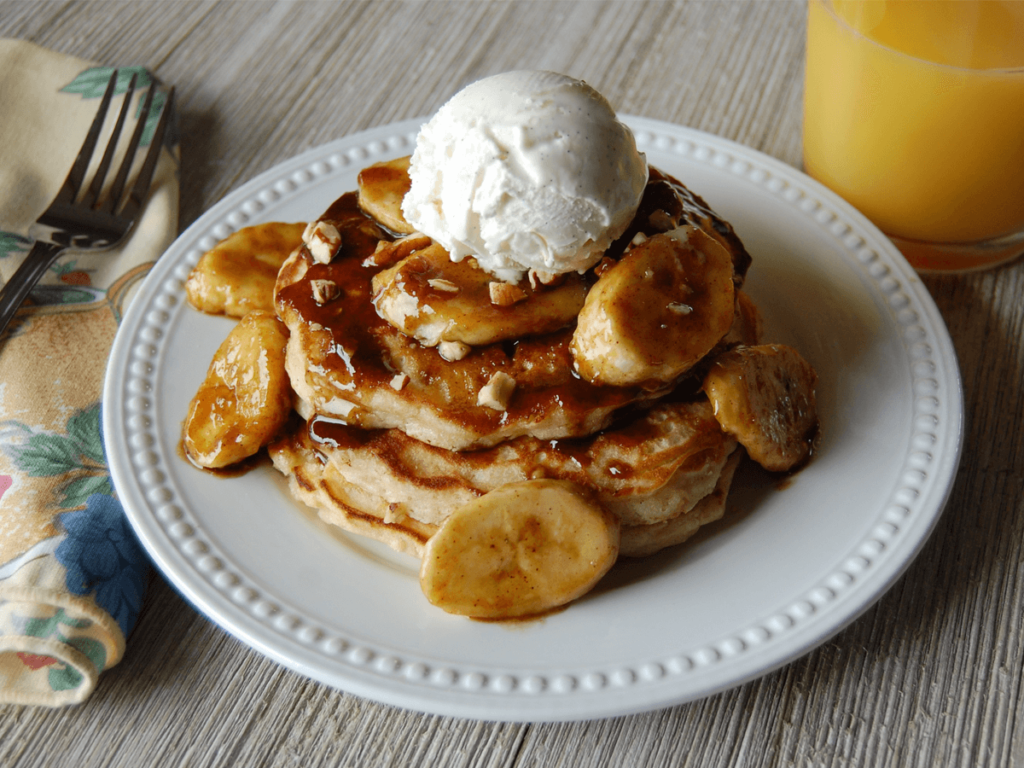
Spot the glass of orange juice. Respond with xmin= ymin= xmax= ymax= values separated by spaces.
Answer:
xmin=803 ymin=0 xmax=1024 ymax=272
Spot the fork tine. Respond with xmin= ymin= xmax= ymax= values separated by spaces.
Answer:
xmin=83 ymin=72 xmax=138 ymax=209
xmin=118 ymin=85 xmax=175 ymax=222
xmin=102 ymin=79 xmax=157 ymax=216
xmin=53 ymin=69 xmax=119 ymax=206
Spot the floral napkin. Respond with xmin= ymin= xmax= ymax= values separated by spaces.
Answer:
xmin=0 ymin=39 xmax=178 ymax=705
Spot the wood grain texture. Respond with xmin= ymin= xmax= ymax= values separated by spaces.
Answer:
xmin=1 ymin=1 xmax=1022 ymax=766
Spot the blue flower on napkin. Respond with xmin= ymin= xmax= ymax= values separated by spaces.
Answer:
xmin=54 ymin=494 xmax=149 ymax=637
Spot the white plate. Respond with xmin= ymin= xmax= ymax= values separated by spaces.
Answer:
xmin=104 ymin=117 xmax=963 ymax=722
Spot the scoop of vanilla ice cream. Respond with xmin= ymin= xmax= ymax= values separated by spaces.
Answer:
xmin=402 ymin=70 xmax=648 ymax=283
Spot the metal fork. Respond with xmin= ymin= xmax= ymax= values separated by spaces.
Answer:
xmin=0 ymin=69 xmax=175 ymax=335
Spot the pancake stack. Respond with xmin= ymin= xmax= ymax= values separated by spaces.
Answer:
xmin=183 ymin=158 xmax=818 ymax=619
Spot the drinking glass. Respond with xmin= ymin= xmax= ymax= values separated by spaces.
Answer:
xmin=803 ymin=0 xmax=1024 ymax=272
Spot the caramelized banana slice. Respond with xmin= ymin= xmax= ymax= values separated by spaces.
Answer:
xmin=184 ymin=311 xmax=292 ymax=468
xmin=420 ymin=479 xmax=620 ymax=619
xmin=721 ymin=289 xmax=764 ymax=348
xmin=571 ymin=225 xmax=735 ymax=387
xmin=357 ymin=155 xmax=416 ymax=235
xmin=186 ymin=223 xmax=306 ymax=317
xmin=372 ymin=242 xmax=587 ymax=347
xmin=702 ymin=344 xmax=818 ymax=472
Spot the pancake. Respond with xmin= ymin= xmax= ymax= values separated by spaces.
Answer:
xmin=620 ymin=449 xmax=741 ymax=558
xmin=269 ymin=425 xmax=741 ymax=560
xmin=268 ymin=396 xmax=739 ymax=558
xmin=269 ymin=428 xmax=437 ymax=558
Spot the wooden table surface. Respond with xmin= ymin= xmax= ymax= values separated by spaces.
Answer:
xmin=2 ymin=1 xmax=1022 ymax=766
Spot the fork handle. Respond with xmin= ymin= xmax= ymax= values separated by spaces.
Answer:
xmin=0 ymin=241 xmax=66 ymax=337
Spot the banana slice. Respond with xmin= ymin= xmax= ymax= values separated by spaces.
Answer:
xmin=702 ymin=344 xmax=818 ymax=472
xmin=721 ymin=289 xmax=764 ymax=348
xmin=357 ymin=155 xmax=416 ymax=235
xmin=372 ymin=242 xmax=587 ymax=347
xmin=571 ymin=225 xmax=735 ymax=387
xmin=185 ymin=223 xmax=306 ymax=317
xmin=419 ymin=479 xmax=620 ymax=619
xmin=183 ymin=311 xmax=293 ymax=468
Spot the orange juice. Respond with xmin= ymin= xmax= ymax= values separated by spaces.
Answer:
xmin=803 ymin=0 xmax=1024 ymax=270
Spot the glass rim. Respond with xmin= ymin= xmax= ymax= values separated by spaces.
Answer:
xmin=816 ymin=0 xmax=1024 ymax=75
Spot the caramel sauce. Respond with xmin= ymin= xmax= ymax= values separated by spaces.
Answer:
xmin=276 ymin=191 xmax=393 ymax=390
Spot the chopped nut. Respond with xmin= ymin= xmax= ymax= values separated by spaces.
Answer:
xmin=363 ymin=233 xmax=432 ymax=268
xmin=321 ymin=397 xmax=360 ymax=419
xmin=631 ymin=232 xmax=648 ymax=246
xmin=389 ymin=372 xmax=410 ymax=391
xmin=668 ymin=302 xmax=694 ymax=315
xmin=477 ymin=371 xmax=516 ymax=411
xmin=489 ymin=281 xmax=528 ymax=306
xmin=527 ymin=269 xmax=563 ymax=289
xmin=305 ymin=221 xmax=342 ymax=264
xmin=360 ymin=240 xmax=391 ymax=268
xmin=428 ymin=278 xmax=460 ymax=293
xmin=593 ymin=257 xmax=616 ymax=277
xmin=438 ymin=340 xmax=471 ymax=361
xmin=310 ymin=279 xmax=340 ymax=305
xmin=649 ymin=209 xmax=676 ymax=231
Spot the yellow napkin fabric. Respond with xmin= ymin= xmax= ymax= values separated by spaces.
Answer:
xmin=0 ymin=39 xmax=178 ymax=706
